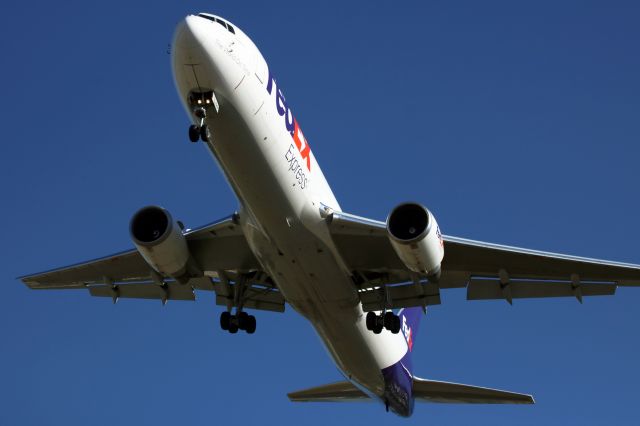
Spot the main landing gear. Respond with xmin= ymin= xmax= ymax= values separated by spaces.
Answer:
xmin=218 ymin=272 xmax=259 ymax=334
xmin=220 ymin=310 xmax=257 ymax=334
xmin=366 ymin=311 xmax=401 ymax=334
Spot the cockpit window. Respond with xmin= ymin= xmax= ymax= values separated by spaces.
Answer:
xmin=197 ymin=14 xmax=235 ymax=35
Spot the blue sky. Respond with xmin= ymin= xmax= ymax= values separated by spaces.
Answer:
xmin=2 ymin=1 xmax=640 ymax=424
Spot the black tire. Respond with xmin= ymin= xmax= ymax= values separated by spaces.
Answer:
xmin=228 ymin=322 xmax=239 ymax=334
xmin=200 ymin=124 xmax=211 ymax=142
xmin=373 ymin=324 xmax=383 ymax=334
xmin=383 ymin=311 xmax=396 ymax=330
xmin=238 ymin=311 xmax=249 ymax=330
xmin=366 ymin=312 xmax=377 ymax=331
xmin=220 ymin=311 xmax=230 ymax=330
xmin=189 ymin=125 xmax=200 ymax=142
xmin=245 ymin=315 xmax=257 ymax=334
xmin=391 ymin=315 xmax=401 ymax=334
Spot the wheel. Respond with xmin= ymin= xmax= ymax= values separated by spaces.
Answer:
xmin=200 ymin=124 xmax=211 ymax=142
xmin=366 ymin=312 xmax=377 ymax=331
xmin=372 ymin=324 xmax=383 ymax=334
xmin=245 ymin=315 xmax=256 ymax=334
xmin=391 ymin=315 xmax=401 ymax=334
xmin=188 ymin=125 xmax=200 ymax=142
xmin=383 ymin=311 xmax=396 ymax=330
xmin=237 ymin=311 xmax=249 ymax=330
xmin=220 ymin=311 xmax=230 ymax=330
xmin=228 ymin=321 xmax=239 ymax=334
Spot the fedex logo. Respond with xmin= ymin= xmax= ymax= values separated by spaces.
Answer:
xmin=266 ymin=70 xmax=312 ymax=171
xmin=402 ymin=315 xmax=413 ymax=351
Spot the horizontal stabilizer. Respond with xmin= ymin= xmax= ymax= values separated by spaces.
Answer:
xmin=288 ymin=381 xmax=370 ymax=402
xmin=413 ymin=377 xmax=534 ymax=404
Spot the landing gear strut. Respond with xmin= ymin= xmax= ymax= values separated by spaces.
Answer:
xmin=366 ymin=311 xmax=400 ymax=334
xmin=218 ymin=273 xmax=257 ymax=334
xmin=187 ymin=108 xmax=211 ymax=143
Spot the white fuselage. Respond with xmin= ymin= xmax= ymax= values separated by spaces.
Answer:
xmin=171 ymin=14 xmax=409 ymax=403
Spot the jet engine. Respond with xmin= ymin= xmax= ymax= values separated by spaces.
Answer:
xmin=130 ymin=206 xmax=192 ymax=282
xmin=386 ymin=203 xmax=444 ymax=281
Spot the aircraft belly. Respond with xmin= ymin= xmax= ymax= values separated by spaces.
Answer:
xmin=242 ymin=209 xmax=412 ymax=399
xmin=182 ymin=56 xmax=408 ymax=402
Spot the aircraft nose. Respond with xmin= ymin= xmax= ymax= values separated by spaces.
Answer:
xmin=171 ymin=14 xmax=244 ymax=99
xmin=173 ymin=15 xmax=209 ymax=61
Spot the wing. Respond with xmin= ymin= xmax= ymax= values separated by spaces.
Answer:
xmin=19 ymin=215 xmax=285 ymax=312
xmin=328 ymin=211 xmax=640 ymax=309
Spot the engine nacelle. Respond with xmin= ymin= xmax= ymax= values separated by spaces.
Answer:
xmin=130 ymin=206 xmax=191 ymax=280
xmin=386 ymin=203 xmax=444 ymax=280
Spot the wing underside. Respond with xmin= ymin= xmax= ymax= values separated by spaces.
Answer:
xmin=328 ymin=211 xmax=640 ymax=310
xmin=19 ymin=216 xmax=285 ymax=312
xmin=21 ymin=210 xmax=640 ymax=312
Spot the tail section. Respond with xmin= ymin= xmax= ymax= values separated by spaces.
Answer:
xmin=396 ymin=306 xmax=424 ymax=378
xmin=287 ymin=378 xmax=534 ymax=406
xmin=398 ymin=307 xmax=423 ymax=354
xmin=288 ymin=307 xmax=533 ymax=417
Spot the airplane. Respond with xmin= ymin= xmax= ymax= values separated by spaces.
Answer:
xmin=19 ymin=13 xmax=640 ymax=418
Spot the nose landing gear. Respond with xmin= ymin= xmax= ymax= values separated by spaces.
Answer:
xmin=187 ymin=90 xmax=217 ymax=143
xmin=188 ymin=108 xmax=211 ymax=143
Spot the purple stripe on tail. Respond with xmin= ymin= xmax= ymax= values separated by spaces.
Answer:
xmin=380 ymin=307 xmax=425 ymax=417
xmin=398 ymin=306 xmax=423 ymax=376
